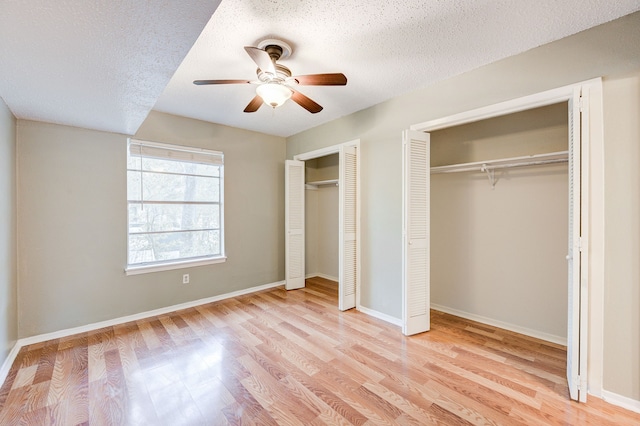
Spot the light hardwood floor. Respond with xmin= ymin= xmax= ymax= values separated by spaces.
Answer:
xmin=1 ymin=277 xmax=638 ymax=425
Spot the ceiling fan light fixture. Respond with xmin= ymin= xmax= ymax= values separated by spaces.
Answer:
xmin=256 ymin=83 xmax=292 ymax=108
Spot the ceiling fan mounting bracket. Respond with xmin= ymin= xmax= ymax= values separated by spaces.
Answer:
xmin=257 ymin=39 xmax=292 ymax=60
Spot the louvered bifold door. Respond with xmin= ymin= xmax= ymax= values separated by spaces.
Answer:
xmin=339 ymin=145 xmax=357 ymax=311
xmin=285 ymin=160 xmax=305 ymax=290
xmin=566 ymin=89 xmax=585 ymax=401
xmin=402 ymin=130 xmax=430 ymax=336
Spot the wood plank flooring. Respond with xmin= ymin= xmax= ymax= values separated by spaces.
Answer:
xmin=1 ymin=277 xmax=639 ymax=425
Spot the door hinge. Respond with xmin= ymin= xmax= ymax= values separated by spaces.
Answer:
xmin=578 ymin=237 xmax=584 ymax=252
xmin=578 ymin=96 xmax=584 ymax=112
xmin=580 ymin=375 xmax=587 ymax=392
xmin=576 ymin=375 xmax=585 ymax=391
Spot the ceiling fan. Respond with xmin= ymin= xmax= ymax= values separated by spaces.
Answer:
xmin=193 ymin=39 xmax=347 ymax=114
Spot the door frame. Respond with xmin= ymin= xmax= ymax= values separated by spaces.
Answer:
xmin=409 ymin=78 xmax=604 ymax=401
xmin=294 ymin=139 xmax=362 ymax=309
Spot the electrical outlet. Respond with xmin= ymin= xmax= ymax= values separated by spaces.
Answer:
xmin=182 ymin=274 xmax=190 ymax=284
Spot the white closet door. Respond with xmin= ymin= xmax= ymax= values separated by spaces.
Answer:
xmin=577 ymin=88 xmax=589 ymax=403
xmin=402 ymin=130 xmax=430 ymax=336
xmin=285 ymin=160 xmax=305 ymax=290
xmin=339 ymin=145 xmax=357 ymax=310
xmin=567 ymin=89 xmax=585 ymax=401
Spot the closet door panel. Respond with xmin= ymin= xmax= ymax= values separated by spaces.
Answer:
xmin=402 ymin=130 xmax=430 ymax=336
xmin=567 ymin=88 xmax=585 ymax=402
xmin=286 ymin=160 xmax=305 ymax=290
xmin=339 ymin=145 xmax=357 ymax=310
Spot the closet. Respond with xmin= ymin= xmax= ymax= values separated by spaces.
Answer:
xmin=429 ymin=102 xmax=569 ymax=344
xmin=286 ymin=140 xmax=359 ymax=310
xmin=304 ymin=154 xmax=339 ymax=283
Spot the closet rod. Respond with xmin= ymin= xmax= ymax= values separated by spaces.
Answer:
xmin=430 ymin=150 xmax=568 ymax=174
xmin=482 ymin=157 xmax=567 ymax=171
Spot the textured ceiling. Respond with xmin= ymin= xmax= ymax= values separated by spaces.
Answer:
xmin=153 ymin=0 xmax=640 ymax=137
xmin=0 ymin=1 xmax=221 ymax=135
xmin=1 ymin=1 xmax=639 ymax=137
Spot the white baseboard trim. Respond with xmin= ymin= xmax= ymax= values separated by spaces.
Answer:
xmin=0 ymin=342 xmax=21 ymax=389
xmin=601 ymin=390 xmax=640 ymax=414
xmin=431 ymin=304 xmax=567 ymax=346
xmin=305 ymin=273 xmax=338 ymax=282
xmin=17 ymin=280 xmax=285 ymax=348
xmin=358 ymin=306 xmax=402 ymax=327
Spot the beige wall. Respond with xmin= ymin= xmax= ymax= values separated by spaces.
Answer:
xmin=602 ymin=70 xmax=640 ymax=401
xmin=316 ymin=185 xmax=339 ymax=279
xmin=306 ymin=154 xmax=339 ymax=182
xmin=431 ymin=104 xmax=568 ymax=340
xmin=17 ymin=112 xmax=285 ymax=337
xmin=431 ymin=103 xmax=569 ymax=165
xmin=0 ymin=97 xmax=17 ymax=363
xmin=305 ymin=188 xmax=319 ymax=275
xmin=287 ymin=13 xmax=640 ymax=402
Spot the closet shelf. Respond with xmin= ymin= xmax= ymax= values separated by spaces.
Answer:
xmin=430 ymin=151 xmax=569 ymax=174
xmin=306 ymin=179 xmax=338 ymax=188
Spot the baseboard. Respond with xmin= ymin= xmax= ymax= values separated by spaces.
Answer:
xmin=305 ymin=273 xmax=338 ymax=282
xmin=357 ymin=305 xmax=402 ymax=327
xmin=0 ymin=342 xmax=21 ymax=389
xmin=601 ymin=390 xmax=640 ymax=414
xmin=17 ymin=280 xmax=285 ymax=348
xmin=431 ymin=304 xmax=567 ymax=346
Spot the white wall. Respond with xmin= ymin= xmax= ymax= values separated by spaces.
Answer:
xmin=430 ymin=104 xmax=568 ymax=341
xmin=0 ymin=97 xmax=17 ymax=364
xmin=602 ymin=70 xmax=640 ymax=401
xmin=287 ymin=13 xmax=640 ymax=403
xmin=17 ymin=112 xmax=285 ymax=337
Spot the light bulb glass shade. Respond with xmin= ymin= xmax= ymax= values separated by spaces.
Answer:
xmin=256 ymin=83 xmax=292 ymax=108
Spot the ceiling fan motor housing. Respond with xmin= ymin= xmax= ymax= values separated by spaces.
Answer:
xmin=257 ymin=63 xmax=292 ymax=83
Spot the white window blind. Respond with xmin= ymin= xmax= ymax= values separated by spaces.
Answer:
xmin=127 ymin=139 xmax=224 ymax=271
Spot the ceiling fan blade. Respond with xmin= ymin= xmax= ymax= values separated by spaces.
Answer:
xmin=244 ymin=46 xmax=276 ymax=75
xmin=291 ymin=89 xmax=323 ymax=114
xmin=243 ymin=95 xmax=263 ymax=113
xmin=293 ymin=73 xmax=347 ymax=86
xmin=193 ymin=79 xmax=251 ymax=85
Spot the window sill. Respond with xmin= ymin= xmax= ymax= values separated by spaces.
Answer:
xmin=125 ymin=256 xmax=227 ymax=276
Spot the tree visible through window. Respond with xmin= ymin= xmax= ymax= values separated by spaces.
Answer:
xmin=127 ymin=139 xmax=224 ymax=270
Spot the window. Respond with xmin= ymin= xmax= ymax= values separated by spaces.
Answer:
xmin=126 ymin=139 xmax=224 ymax=274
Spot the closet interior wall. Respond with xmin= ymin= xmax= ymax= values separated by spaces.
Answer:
xmin=430 ymin=102 xmax=569 ymax=342
xmin=305 ymin=154 xmax=339 ymax=282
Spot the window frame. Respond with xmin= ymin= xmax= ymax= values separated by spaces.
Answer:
xmin=125 ymin=138 xmax=225 ymax=275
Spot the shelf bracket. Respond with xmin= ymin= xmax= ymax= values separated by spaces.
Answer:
xmin=481 ymin=164 xmax=496 ymax=189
